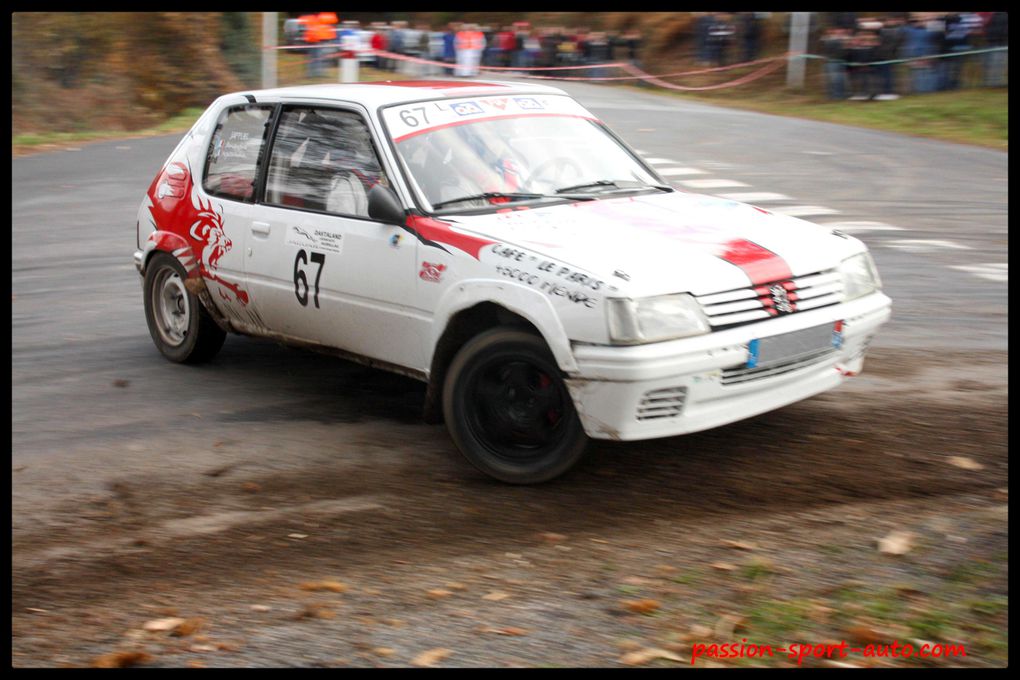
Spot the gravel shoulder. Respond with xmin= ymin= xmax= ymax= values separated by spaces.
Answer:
xmin=11 ymin=346 xmax=1008 ymax=668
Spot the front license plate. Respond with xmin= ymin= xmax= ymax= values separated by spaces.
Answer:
xmin=747 ymin=321 xmax=843 ymax=369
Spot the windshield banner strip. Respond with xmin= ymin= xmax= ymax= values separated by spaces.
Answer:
xmin=383 ymin=94 xmax=597 ymax=141
xmin=391 ymin=112 xmax=599 ymax=144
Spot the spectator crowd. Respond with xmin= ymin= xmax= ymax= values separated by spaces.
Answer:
xmin=283 ymin=11 xmax=1006 ymax=99
xmin=819 ymin=12 xmax=1008 ymax=101
xmin=286 ymin=16 xmax=644 ymax=78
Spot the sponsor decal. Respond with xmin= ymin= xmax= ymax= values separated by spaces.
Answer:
xmin=146 ymin=159 xmax=250 ymax=305
xmin=419 ymin=261 xmax=446 ymax=283
xmin=513 ymin=97 xmax=544 ymax=110
xmin=452 ymin=101 xmax=483 ymax=116
xmin=285 ymin=224 xmax=343 ymax=254
xmin=389 ymin=233 xmax=402 ymax=248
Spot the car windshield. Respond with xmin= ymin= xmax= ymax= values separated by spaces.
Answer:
xmin=384 ymin=95 xmax=663 ymax=211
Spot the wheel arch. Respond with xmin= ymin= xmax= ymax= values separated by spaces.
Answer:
xmin=422 ymin=282 xmax=578 ymax=424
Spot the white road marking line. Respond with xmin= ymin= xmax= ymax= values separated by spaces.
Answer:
xmin=715 ymin=192 xmax=791 ymax=202
xmin=659 ymin=167 xmax=708 ymax=176
xmin=678 ymin=178 xmax=749 ymax=189
xmin=885 ymin=239 xmax=973 ymax=251
xmin=949 ymin=264 xmax=1008 ymax=282
xmin=772 ymin=205 xmax=841 ymax=217
xmin=821 ymin=221 xmax=905 ymax=233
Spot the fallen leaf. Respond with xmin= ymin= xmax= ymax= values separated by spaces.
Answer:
xmin=948 ymin=456 xmax=984 ymax=471
xmin=190 ymin=644 xmax=217 ymax=653
xmin=411 ymin=648 xmax=452 ymax=667
xmin=241 ymin=482 xmax=261 ymax=493
xmin=877 ymin=530 xmax=914 ymax=555
xmin=172 ymin=618 xmax=205 ymax=637
xmin=373 ymin=647 xmax=396 ymax=657
xmin=539 ymin=532 xmax=567 ymax=543
xmin=479 ymin=625 xmax=529 ymax=636
xmin=143 ymin=617 xmax=186 ymax=632
xmin=846 ymin=624 xmax=883 ymax=645
xmin=91 ymin=651 xmax=153 ymax=668
xmin=445 ymin=582 xmax=468 ymax=591
xmin=721 ymin=539 xmax=756 ymax=551
xmin=620 ymin=647 xmax=687 ymax=665
xmin=427 ymin=589 xmax=453 ymax=599
xmin=250 ymin=604 xmax=271 ymax=612
xmin=711 ymin=562 xmax=737 ymax=572
xmin=622 ymin=598 xmax=661 ymax=614
xmin=498 ymin=626 xmax=529 ymax=636
xmin=288 ymin=533 xmax=308 ymax=539
xmin=299 ymin=580 xmax=348 ymax=593
xmin=621 ymin=576 xmax=651 ymax=586
xmin=687 ymin=624 xmax=713 ymax=640
xmin=482 ymin=591 xmax=510 ymax=602
xmin=714 ymin=614 xmax=745 ymax=639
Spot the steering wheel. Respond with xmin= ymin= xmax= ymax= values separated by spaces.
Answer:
xmin=524 ymin=156 xmax=583 ymax=192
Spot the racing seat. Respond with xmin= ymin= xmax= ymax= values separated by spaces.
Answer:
xmin=326 ymin=171 xmax=369 ymax=216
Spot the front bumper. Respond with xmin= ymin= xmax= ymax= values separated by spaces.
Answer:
xmin=565 ymin=291 xmax=891 ymax=440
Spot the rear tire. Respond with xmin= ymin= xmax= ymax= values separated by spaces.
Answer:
xmin=143 ymin=252 xmax=226 ymax=364
xmin=443 ymin=328 xmax=588 ymax=484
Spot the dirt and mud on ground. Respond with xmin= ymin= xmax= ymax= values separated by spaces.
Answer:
xmin=11 ymin=347 xmax=1008 ymax=668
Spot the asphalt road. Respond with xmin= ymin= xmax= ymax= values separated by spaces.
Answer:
xmin=11 ymin=82 xmax=1008 ymax=667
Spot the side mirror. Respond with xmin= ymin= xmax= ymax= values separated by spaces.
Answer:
xmin=367 ymin=184 xmax=407 ymax=225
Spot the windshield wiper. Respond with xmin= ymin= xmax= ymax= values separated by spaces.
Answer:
xmin=554 ymin=180 xmax=618 ymax=194
xmin=431 ymin=192 xmax=546 ymax=210
xmin=555 ymin=180 xmax=673 ymax=195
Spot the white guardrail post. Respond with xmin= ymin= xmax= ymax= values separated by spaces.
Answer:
xmin=262 ymin=12 xmax=278 ymax=89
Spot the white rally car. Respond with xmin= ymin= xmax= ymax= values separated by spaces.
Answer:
xmin=135 ymin=79 xmax=891 ymax=484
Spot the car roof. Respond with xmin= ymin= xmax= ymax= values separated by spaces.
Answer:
xmin=236 ymin=79 xmax=570 ymax=108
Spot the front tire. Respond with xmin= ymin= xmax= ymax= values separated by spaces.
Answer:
xmin=143 ymin=252 xmax=226 ymax=364
xmin=442 ymin=328 xmax=589 ymax=484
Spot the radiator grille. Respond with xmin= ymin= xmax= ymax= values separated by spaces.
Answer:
xmin=695 ymin=270 xmax=843 ymax=330
xmin=721 ymin=348 xmax=837 ymax=386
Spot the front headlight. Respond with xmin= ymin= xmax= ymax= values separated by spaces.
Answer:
xmin=840 ymin=252 xmax=881 ymax=302
xmin=608 ymin=293 xmax=710 ymax=344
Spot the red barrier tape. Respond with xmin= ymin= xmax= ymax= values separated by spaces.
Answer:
xmin=274 ymin=46 xmax=795 ymax=91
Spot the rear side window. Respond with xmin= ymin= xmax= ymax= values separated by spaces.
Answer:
xmin=264 ymin=107 xmax=390 ymax=218
xmin=203 ymin=105 xmax=274 ymax=202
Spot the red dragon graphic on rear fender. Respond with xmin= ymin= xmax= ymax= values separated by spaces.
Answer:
xmin=146 ymin=161 xmax=249 ymax=305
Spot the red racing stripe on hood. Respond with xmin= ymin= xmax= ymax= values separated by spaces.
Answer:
xmin=716 ymin=239 xmax=793 ymax=285
xmin=406 ymin=214 xmax=495 ymax=260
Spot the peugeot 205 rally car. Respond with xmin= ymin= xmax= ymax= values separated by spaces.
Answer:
xmin=135 ymin=80 xmax=891 ymax=484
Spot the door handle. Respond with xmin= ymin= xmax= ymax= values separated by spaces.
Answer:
xmin=251 ymin=221 xmax=271 ymax=236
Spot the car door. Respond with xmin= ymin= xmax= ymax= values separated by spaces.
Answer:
xmin=245 ymin=104 xmax=424 ymax=370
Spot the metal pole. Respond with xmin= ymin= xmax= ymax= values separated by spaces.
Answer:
xmin=262 ymin=12 xmax=278 ymax=89
xmin=787 ymin=12 xmax=809 ymax=89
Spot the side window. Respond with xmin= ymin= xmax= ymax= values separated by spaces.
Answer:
xmin=265 ymin=107 xmax=390 ymax=218
xmin=203 ymin=105 xmax=273 ymax=202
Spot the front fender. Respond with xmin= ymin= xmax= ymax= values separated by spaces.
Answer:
xmin=430 ymin=278 xmax=579 ymax=374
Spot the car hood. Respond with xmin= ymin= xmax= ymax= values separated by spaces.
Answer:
xmin=443 ymin=190 xmax=863 ymax=297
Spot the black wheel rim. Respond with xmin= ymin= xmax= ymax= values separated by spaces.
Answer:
xmin=463 ymin=355 xmax=570 ymax=463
